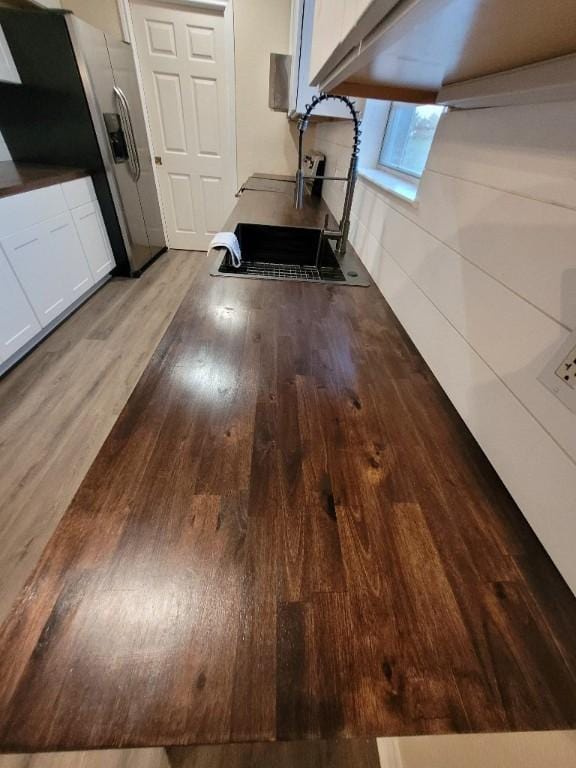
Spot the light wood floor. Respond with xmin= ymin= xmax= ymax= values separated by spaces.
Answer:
xmin=0 ymin=251 xmax=201 ymax=625
xmin=0 ymin=749 xmax=171 ymax=768
xmin=0 ymin=252 xmax=201 ymax=768
xmin=0 ymin=251 xmax=573 ymax=767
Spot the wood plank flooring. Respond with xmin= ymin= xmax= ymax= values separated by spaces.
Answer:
xmin=0 ymin=234 xmax=574 ymax=753
xmin=0 ymin=251 xmax=200 ymax=623
xmin=0 ymin=748 xmax=170 ymax=768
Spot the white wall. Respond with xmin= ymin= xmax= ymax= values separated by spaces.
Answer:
xmin=378 ymin=730 xmax=576 ymax=768
xmin=234 ymin=0 xmax=297 ymax=183
xmin=314 ymin=99 xmax=576 ymax=593
xmin=62 ymin=0 xmax=122 ymax=35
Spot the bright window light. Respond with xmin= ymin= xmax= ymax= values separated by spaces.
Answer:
xmin=379 ymin=103 xmax=444 ymax=178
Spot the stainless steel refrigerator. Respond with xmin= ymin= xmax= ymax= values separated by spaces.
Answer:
xmin=0 ymin=8 xmax=166 ymax=276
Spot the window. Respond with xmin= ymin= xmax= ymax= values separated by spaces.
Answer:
xmin=378 ymin=103 xmax=444 ymax=178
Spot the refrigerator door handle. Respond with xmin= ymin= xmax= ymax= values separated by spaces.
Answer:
xmin=114 ymin=85 xmax=141 ymax=182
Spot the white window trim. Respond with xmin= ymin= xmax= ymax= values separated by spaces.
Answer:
xmin=357 ymin=99 xmax=446 ymax=205
xmin=357 ymin=101 xmax=418 ymax=204
xmin=377 ymin=102 xmax=424 ymax=181
xmin=358 ymin=165 xmax=419 ymax=204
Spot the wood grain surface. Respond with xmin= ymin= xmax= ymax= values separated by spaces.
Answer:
xmin=0 ymin=162 xmax=88 ymax=199
xmin=0 ymin=251 xmax=200 ymax=625
xmin=0 ymin=187 xmax=574 ymax=752
xmin=168 ymin=739 xmax=380 ymax=768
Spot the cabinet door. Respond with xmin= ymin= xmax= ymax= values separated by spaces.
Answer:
xmin=0 ymin=247 xmax=40 ymax=364
xmin=296 ymin=0 xmax=352 ymax=118
xmin=341 ymin=0 xmax=374 ymax=40
xmin=309 ymin=0 xmax=345 ymax=83
xmin=2 ymin=214 xmax=93 ymax=327
xmin=46 ymin=213 xmax=94 ymax=300
xmin=71 ymin=202 xmax=114 ymax=280
xmin=2 ymin=222 xmax=65 ymax=326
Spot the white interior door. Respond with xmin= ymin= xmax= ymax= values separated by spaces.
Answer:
xmin=130 ymin=0 xmax=236 ymax=250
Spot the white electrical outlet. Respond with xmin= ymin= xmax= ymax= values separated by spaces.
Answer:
xmin=539 ymin=331 xmax=576 ymax=414
xmin=555 ymin=345 xmax=576 ymax=390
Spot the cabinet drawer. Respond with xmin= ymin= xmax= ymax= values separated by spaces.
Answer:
xmin=0 ymin=185 xmax=67 ymax=239
xmin=61 ymin=176 xmax=96 ymax=209
xmin=0 ymin=247 xmax=40 ymax=364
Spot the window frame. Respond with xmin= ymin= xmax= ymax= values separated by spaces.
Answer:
xmin=377 ymin=102 xmax=443 ymax=181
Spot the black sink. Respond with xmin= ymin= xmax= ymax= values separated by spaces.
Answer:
xmin=214 ymin=223 xmax=347 ymax=284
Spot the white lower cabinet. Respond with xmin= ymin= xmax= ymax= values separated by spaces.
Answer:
xmin=71 ymin=202 xmax=114 ymax=279
xmin=0 ymin=248 xmax=40 ymax=364
xmin=46 ymin=213 xmax=94 ymax=298
xmin=1 ymin=213 xmax=93 ymax=328
xmin=2 ymin=222 xmax=65 ymax=326
xmin=0 ymin=175 xmax=115 ymax=371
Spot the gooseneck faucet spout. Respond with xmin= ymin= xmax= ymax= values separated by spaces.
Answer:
xmin=294 ymin=93 xmax=361 ymax=257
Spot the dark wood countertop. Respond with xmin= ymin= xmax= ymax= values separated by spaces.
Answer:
xmin=0 ymin=162 xmax=89 ymax=199
xmin=0 ymin=182 xmax=574 ymax=752
xmin=227 ymin=176 xmax=335 ymax=229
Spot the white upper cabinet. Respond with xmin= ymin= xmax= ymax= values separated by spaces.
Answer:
xmin=0 ymin=24 xmax=21 ymax=85
xmin=309 ymin=0 xmax=401 ymax=87
xmin=0 ymin=247 xmax=40 ymax=364
xmin=308 ymin=0 xmax=576 ymax=108
xmin=290 ymin=0 xmax=351 ymax=118
xmin=309 ymin=0 xmax=346 ymax=86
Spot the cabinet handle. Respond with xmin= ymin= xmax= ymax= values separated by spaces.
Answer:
xmin=78 ymin=212 xmax=94 ymax=221
xmin=114 ymin=86 xmax=141 ymax=182
xmin=14 ymin=237 xmax=38 ymax=250
xmin=49 ymin=223 xmax=68 ymax=234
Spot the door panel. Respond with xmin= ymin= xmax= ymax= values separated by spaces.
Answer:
xmin=187 ymin=24 xmax=216 ymax=61
xmin=201 ymin=176 xmax=223 ymax=235
xmin=170 ymin=173 xmax=196 ymax=234
xmin=192 ymin=77 xmax=220 ymax=156
xmin=131 ymin=1 xmax=236 ymax=250
xmin=147 ymin=20 xmax=177 ymax=56
xmin=155 ymin=73 xmax=188 ymax=152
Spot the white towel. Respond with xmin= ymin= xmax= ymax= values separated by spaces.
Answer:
xmin=208 ymin=232 xmax=242 ymax=268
